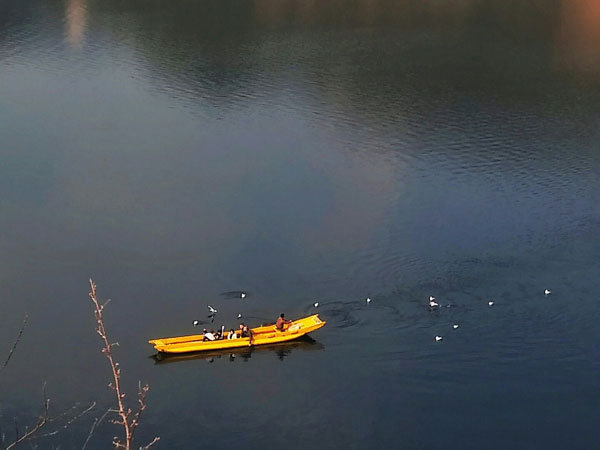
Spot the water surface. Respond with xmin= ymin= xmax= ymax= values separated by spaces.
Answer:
xmin=1 ymin=0 xmax=599 ymax=448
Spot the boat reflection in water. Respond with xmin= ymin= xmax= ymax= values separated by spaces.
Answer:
xmin=151 ymin=335 xmax=324 ymax=365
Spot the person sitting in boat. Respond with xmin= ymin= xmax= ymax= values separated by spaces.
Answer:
xmin=227 ymin=329 xmax=236 ymax=340
xmin=203 ymin=329 xmax=216 ymax=341
xmin=239 ymin=323 xmax=251 ymax=338
xmin=216 ymin=326 xmax=227 ymax=340
xmin=275 ymin=313 xmax=292 ymax=331
xmin=240 ymin=324 xmax=253 ymax=346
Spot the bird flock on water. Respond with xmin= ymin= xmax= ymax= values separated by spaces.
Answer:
xmin=190 ymin=288 xmax=553 ymax=344
xmin=428 ymin=289 xmax=552 ymax=342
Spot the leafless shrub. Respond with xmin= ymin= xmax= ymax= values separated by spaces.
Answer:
xmin=88 ymin=279 xmax=159 ymax=449
xmin=1 ymin=317 xmax=90 ymax=449
xmin=3 ymin=382 xmax=95 ymax=449
xmin=5 ymin=383 xmax=49 ymax=450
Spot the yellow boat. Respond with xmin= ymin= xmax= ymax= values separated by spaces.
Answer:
xmin=151 ymin=336 xmax=324 ymax=364
xmin=149 ymin=314 xmax=326 ymax=354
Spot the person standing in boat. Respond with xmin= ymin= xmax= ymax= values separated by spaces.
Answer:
xmin=275 ymin=313 xmax=292 ymax=331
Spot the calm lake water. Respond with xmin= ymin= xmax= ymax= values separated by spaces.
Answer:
xmin=1 ymin=0 xmax=600 ymax=448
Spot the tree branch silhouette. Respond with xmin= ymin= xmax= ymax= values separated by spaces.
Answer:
xmin=88 ymin=279 xmax=159 ymax=449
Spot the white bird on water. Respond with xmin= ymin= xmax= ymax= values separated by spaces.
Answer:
xmin=313 ymin=302 xmax=319 ymax=308
xmin=453 ymin=324 xmax=459 ymax=329
xmin=435 ymin=336 xmax=443 ymax=342
xmin=429 ymin=296 xmax=439 ymax=308
xmin=544 ymin=289 xmax=551 ymax=296
xmin=208 ymin=305 xmax=218 ymax=314
xmin=366 ymin=297 xmax=371 ymax=304
xmin=193 ymin=320 xmax=199 ymax=326
xmin=237 ymin=313 xmax=242 ymax=319
xmin=488 ymin=300 xmax=494 ymax=306
xmin=241 ymin=292 xmax=246 ymax=299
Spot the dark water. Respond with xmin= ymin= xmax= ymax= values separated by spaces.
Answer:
xmin=1 ymin=0 xmax=600 ymax=448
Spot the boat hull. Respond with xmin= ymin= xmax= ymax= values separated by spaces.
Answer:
xmin=149 ymin=314 xmax=326 ymax=353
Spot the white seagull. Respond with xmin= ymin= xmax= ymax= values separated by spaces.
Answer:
xmin=435 ymin=336 xmax=443 ymax=342
xmin=544 ymin=289 xmax=551 ymax=296
xmin=366 ymin=297 xmax=371 ymax=304
xmin=237 ymin=313 xmax=242 ymax=319
xmin=429 ymin=296 xmax=439 ymax=308
xmin=313 ymin=302 xmax=319 ymax=308
xmin=208 ymin=305 xmax=218 ymax=314
xmin=193 ymin=320 xmax=199 ymax=326
xmin=488 ymin=300 xmax=494 ymax=306
xmin=453 ymin=324 xmax=459 ymax=329
xmin=241 ymin=292 xmax=246 ymax=299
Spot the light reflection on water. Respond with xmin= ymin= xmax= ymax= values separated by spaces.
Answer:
xmin=64 ymin=0 xmax=87 ymax=49
xmin=0 ymin=0 xmax=599 ymax=448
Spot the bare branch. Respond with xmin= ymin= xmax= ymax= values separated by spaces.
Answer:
xmin=1 ymin=314 xmax=29 ymax=373
xmin=35 ymin=401 xmax=96 ymax=438
xmin=82 ymin=407 xmax=112 ymax=450
xmin=88 ymin=279 xmax=158 ymax=449
xmin=128 ymin=382 xmax=149 ymax=441
xmin=88 ymin=279 xmax=132 ymax=447
xmin=6 ymin=385 xmax=50 ymax=449
xmin=45 ymin=403 xmax=80 ymax=426
xmin=141 ymin=436 xmax=161 ymax=449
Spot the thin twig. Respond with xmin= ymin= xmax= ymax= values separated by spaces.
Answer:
xmin=36 ymin=402 xmax=96 ymax=438
xmin=42 ymin=404 xmax=79 ymax=426
xmin=141 ymin=436 xmax=161 ymax=449
xmin=128 ymin=382 xmax=148 ymax=443
xmin=6 ymin=387 xmax=50 ymax=449
xmin=1 ymin=314 xmax=29 ymax=373
xmin=81 ymin=407 xmax=112 ymax=450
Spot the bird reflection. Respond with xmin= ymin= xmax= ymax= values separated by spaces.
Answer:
xmin=151 ymin=336 xmax=324 ymax=365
